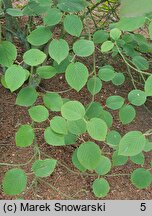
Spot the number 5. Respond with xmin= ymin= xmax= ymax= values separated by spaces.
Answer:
xmin=140 ymin=203 xmax=146 ymax=211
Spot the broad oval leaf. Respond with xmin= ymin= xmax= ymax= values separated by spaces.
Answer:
xmin=87 ymin=76 xmax=102 ymax=95
xmin=87 ymin=118 xmax=108 ymax=141
xmin=130 ymin=153 xmax=145 ymax=165
xmin=145 ymin=75 xmax=152 ymax=96
xmin=106 ymin=95 xmax=125 ymax=110
xmin=49 ymin=39 xmax=69 ymax=64
xmin=36 ymin=66 xmax=57 ymax=79
xmin=44 ymin=127 xmax=65 ymax=146
xmin=73 ymin=39 xmax=95 ymax=57
xmin=118 ymin=131 xmax=146 ymax=156
xmin=64 ymin=14 xmax=83 ymax=37
xmin=110 ymin=28 xmax=121 ymax=41
xmin=2 ymin=169 xmax=27 ymax=195
xmin=43 ymin=8 xmax=62 ymax=26
xmin=67 ymin=119 xmax=86 ymax=135
xmin=128 ymin=90 xmax=147 ymax=106
xmin=23 ymin=49 xmax=46 ymax=66
xmin=92 ymin=178 xmax=110 ymax=198
xmin=98 ymin=66 xmax=115 ymax=82
xmin=132 ymin=56 xmax=149 ymax=70
xmin=99 ymin=110 xmax=113 ymax=128
xmin=131 ymin=168 xmax=152 ymax=189
xmin=27 ymin=26 xmax=52 ymax=46
xmin=77 ymin=141 xmax=101 ymax=170
xmin=72 ymin=149 xmax=86 ymax=172
xmin=28 ymin=105 xmax=49 ymax=122
xmin=0 ymin=41 xmax=17 ymax=67
xmin=43 ymin=93 xmax=63 ymax=112
xmin=106 ymin=130 xmax=121 ymax=149
xmin=112 ymin=150 xmax=128 ymax=166
xmin=50 ymin=116 xmax=68 ymax=135
xmin=65 ymin=62 xmax=89 ymax=91
xmin=112 ymin=72 xmax=125 ymax=86
xmin=32 ymin=159 xmax=57 ymax=177
xmin=5 ymin=65 xmax=26 ymax=92
xmin=61 ymin=101 xmax=85 ymax=121
xmin=101 ymin=41 xmax=114 ymax=53
xmin=16 ymin=87 xmax=38 ymax=107
xmin=93 ymin=30 xmax=109 ymax=44
xmin=95 ymin=156 xmax=111 ymax=175
xmin=119 ymin=105 xmax=136 ymax=124
xmin=15 ymin=124 xmax=35 ymax=148
xmin=85 ymin=102 xmax=103 ymax=119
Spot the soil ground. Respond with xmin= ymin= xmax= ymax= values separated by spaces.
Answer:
xmin=0 ymin=67 xmax=152 ymax=200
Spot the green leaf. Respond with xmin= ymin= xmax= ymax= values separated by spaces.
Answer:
xmin=99 ymin=110 xmax=113 ymax=128
xmin=72 ymin=149 xmax=86 ymax=172
xmin=110 ymin=28 xmax=121 ymax=41
xmin=32 ymin=159 xmax=57 ymax=177
xmin=49 ymin=39 xmax=69 ymax=64
xmin=87 ymin=118 xmax=108 ymax=141
xmin=130 ymin=153 xmax=145 ymax=165
xmin=149 ymin=22 xmax=152 ymax=40
xmin=112 ymin=17 xmax=145 ymax=31
xmin=36 ymin=66 xmax=57 ymax=79
xmin=145 ymin=75 xmax=152 ymax=96
xmin=128 ymin=90 xmax=147 ymax=106
xmin=27 ymin=26 xmax=52 ymax=46
xmin=73 ymin=39 xmax=95 ymax=57
xmin=1 ymin=75 xmax=8 ymax=88
xmin=2 ymin=169 xmax=27 ymax=195
xmin=53 ymin=55 xmax=71 ymax=73
xmin=43 ymin=93 xmax=63 ymax=111
xmin=64 ymin=133 xmax=77 ymax=145
xmin=92 ymin=178 xmax=110 ymax=198
xmin=87 ymin=76 xmax=102 ymax=95
xmin=23 ymin=49 xmax=46 ymax=66
xmin=57 ymin=0 xmax=87 ymax=12
xmin=93 ymin=30 xmax=109 ymax=44
xmin=28 ymin=105 xmax=49 ymax=123
xmin=61 ymin=101 xmax=85 ymax=121
xmin=132 ymin=56 xmax=149 ymax=70
xmin=67 ymin=119 xmax=86 ymax=135
xmin=106 ymin=130 xmax=121 ymax=149
xmin=119 ymin=131 xmax=146 ymax=156
xmin=119 ymin=105 xmax=136 ymax=124
xmin=44 ymin=127 xmax=65 ymax=146
xmin=77 ymin=141 xmax=101 ymax=170
xmin=5 ymin=65 xmax=26 ymax=92
xmin=65 ymin=62 xmax=88 ymax=91
xmin=98 ymin=66 xmax=115 ymax=82
xmin=144 ymin=139 xmax=152 ymax=152
xmin=120 ymin=0 xmax=152 ymax=17
xmin=50 ymin=116 xmax=68 ymax=135
xmin=0 ymin=41 xmax=17 ymax=67
xmin=131 ymin=168 xmax=152 ymax=189
xmin=85 ymin=102 xmax=103 ymax=119
xmin=95 ymin=156 xmax=111 ymax=175
xmin=64 ymin=14 xmax=83 ymax=37
xmin=112 ymin=151 xmax=128 ymax=166
xmin=16 ymin=87 xmax=38 ymax=107
xmin=16 ymin=125 xmax=35 ymax=148
xmin=43 ymin=8 xmax=62 ymax=26
xmin=6 ymin=8 xmax=23 ymax=16
xmin=101 ymin=41 xmax=114 ymax=53
xmin=112 ymin=72 xmax=125 ymax=86
xmin=106 ymin=95 xmax=125 ymax=110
